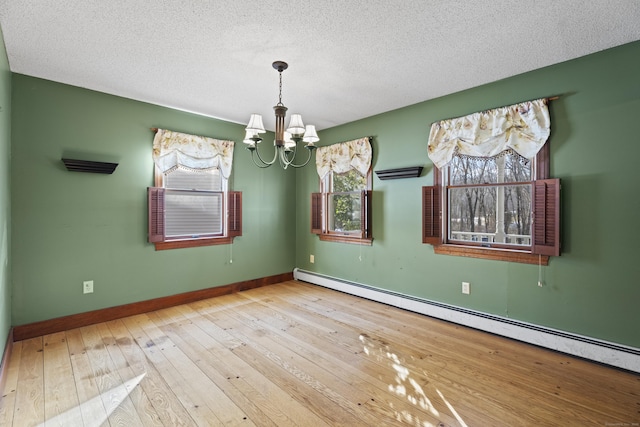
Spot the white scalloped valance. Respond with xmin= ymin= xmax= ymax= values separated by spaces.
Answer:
xmin=315 ymin=137 xmax=372 ymax=179
xmin=428 ymin=98 xmax=550 ymax=168
xmin=152 ymin=129 xmax=235 ymax=178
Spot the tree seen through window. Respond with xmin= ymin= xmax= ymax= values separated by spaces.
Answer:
xmin=329 ymin=169 xmax=367 ymax=233
xmin=448 ymin=151 xmax=532 ymax=246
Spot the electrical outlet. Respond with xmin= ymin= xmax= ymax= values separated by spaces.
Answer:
xmin=310 ymin=254 xmax=315 ymax=263
xmin=83 ymin=280 xmax=94 ymax=294
xmin=462 ymin=281 xmax=470 ymax=294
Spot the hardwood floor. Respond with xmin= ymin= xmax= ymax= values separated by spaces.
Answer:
xmin=1 ymin=280 xmax=638 ymax=426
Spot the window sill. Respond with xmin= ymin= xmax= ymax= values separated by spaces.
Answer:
xmin=154 ymin=236 xmax=234 ymax=251
xmin=433 ymin=244 xmax=549 ymax=265
xmin=319 ymin=234 xmax=373 ymax=246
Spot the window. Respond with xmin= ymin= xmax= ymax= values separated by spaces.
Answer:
xmin=423 ymin=99 xmax=560 ymax=264
xmin=148 ymin=129 xmax=241 ymax=250
xmin=164 ymin=168 xmax=224 ymax=237
xmin=312 ymin=137 xmax=373 ymax=245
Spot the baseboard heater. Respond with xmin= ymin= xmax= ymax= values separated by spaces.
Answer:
xmin=293 ymin=268 xmax=640 ymax=373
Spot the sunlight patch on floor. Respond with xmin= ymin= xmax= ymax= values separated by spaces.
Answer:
xmin=37 ymin=373 xmax=146 ymax=427
xmin=437 ymin=388 xmax=468 ymax=427
xmin=360 ymin=333 xmax=468 ymax=427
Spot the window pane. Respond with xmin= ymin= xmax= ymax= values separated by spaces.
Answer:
xmin=449 ymin=186 xmax=496 ymax=241
xmin=165 ymin=190 xmax=223 ymax=237
xmin=449 ymin=152 xmax=531 ymax=185
xmin=333 ymin=169 xmax=366 ymax=192
xmin=448 ymin=184 xmax=531 ymax=246
xmin=503 ymin=184 xmax=532 ymax=245
xmin=328 ymin=192 xmax=361 ymax=233
xmin=165 ymin=168 xmax=222 ymax=191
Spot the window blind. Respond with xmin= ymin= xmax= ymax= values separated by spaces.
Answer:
xmin=164 ymin=190 xmax=223 ymax=237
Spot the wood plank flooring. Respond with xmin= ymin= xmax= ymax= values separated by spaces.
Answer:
xmin=1 ymin=280 xmax=638 ymax=426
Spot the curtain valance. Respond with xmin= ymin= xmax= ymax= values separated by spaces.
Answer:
xmin=315 ymin=137 xmax=372 ymax=179
xmin=427 ymin=98 xmax=550 ymax=169
xmin=152 ymin=129 xmax=235 ymax=178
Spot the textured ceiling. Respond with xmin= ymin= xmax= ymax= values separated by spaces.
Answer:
xmin=1 ymin=1 xmax=639 ymax=132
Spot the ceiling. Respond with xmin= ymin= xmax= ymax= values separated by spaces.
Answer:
xmin=1 ymin=1 xmax=639 ymax=132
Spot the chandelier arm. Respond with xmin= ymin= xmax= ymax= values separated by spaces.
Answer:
xmin=252 ymin=143 xmax=279 ymax=167
xmin=281 ymin=144 xmax=298 ymax=164
xmin=249 ymin=150 xmax=274 ymax=168
xmin=279 ymin=147 xmax=299 ymax=169
xmin=279 ymin=149 xmax=290 ymax=170
xmin=279 ymin=146 xmax=316 ymax=169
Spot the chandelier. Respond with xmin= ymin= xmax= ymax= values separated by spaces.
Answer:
xmin=243 ymin=61 xmax=318 ymax=169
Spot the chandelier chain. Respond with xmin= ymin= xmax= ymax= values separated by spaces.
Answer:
xmin=278 ymin=71 xmax=283 ymax=106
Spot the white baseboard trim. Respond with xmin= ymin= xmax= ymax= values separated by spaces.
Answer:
xmin=293 ymin=268 xmax=640 ymax=373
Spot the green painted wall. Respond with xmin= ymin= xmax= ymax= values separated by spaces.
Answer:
xmin=6 ymin=40 xmax=640 ymax=351
xmin=295 ymin=41 xmax=640 ymax=348
xmin=0 ymin=26 xmax=11 ymax=355
xmin=11 ymin=74 xmax=296 ymax=326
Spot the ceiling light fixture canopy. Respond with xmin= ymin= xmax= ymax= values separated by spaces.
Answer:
xmin=243 ymin=61 xmax=318 ymax=169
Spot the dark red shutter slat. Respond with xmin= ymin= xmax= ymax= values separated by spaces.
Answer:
xmin=361 ymin=190 xmax=372 ymax=239
xmin=228 ymin=191 xmax=242 ymax=237
xmin=532 ymin=179 xmax=560 ymax=256
xmin=311 ymin=193 xmax=322 ymax=234
xmin=148 ymin=187 xmax=165 ymax=243
xmin=422 ymin=186 xmax=442 ymax=244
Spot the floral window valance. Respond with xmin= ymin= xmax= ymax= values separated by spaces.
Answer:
xmin=152 ymin=129 xmax=235 ymax=178
xmin=427 ymin=98 xmax=550 ymax=169
xmin=315 ymin=137 xmax=372 ymax=179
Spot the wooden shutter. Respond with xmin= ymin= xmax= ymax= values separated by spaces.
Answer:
xmin=361 ymin=190 xmax=372 ymax=239
xmin=227 ymin=191 xmax=242 ymax=237
xmin=148 ymin=187 xmax=165 ymax=243
xmin=311 ymin=192 xmax=322 ymax=234
xmin=422 ymin=186 xmax=442 ymax=244
xmin=532 ymin=179 xmax=560 ymax=256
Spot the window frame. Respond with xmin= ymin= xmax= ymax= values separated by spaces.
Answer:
xmin=311 ymin=168 xmax=373 ymax=245
xmin=148 ymin=167 xmax=241 ymax=250
xmin=423 ymin=143 xmax=559 ymax=265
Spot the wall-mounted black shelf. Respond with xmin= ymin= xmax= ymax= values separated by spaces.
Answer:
xmin=62 ymin=158 xmax=119 ymax=174
xmin=375 ymin=166 xmax=423 ymax=180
